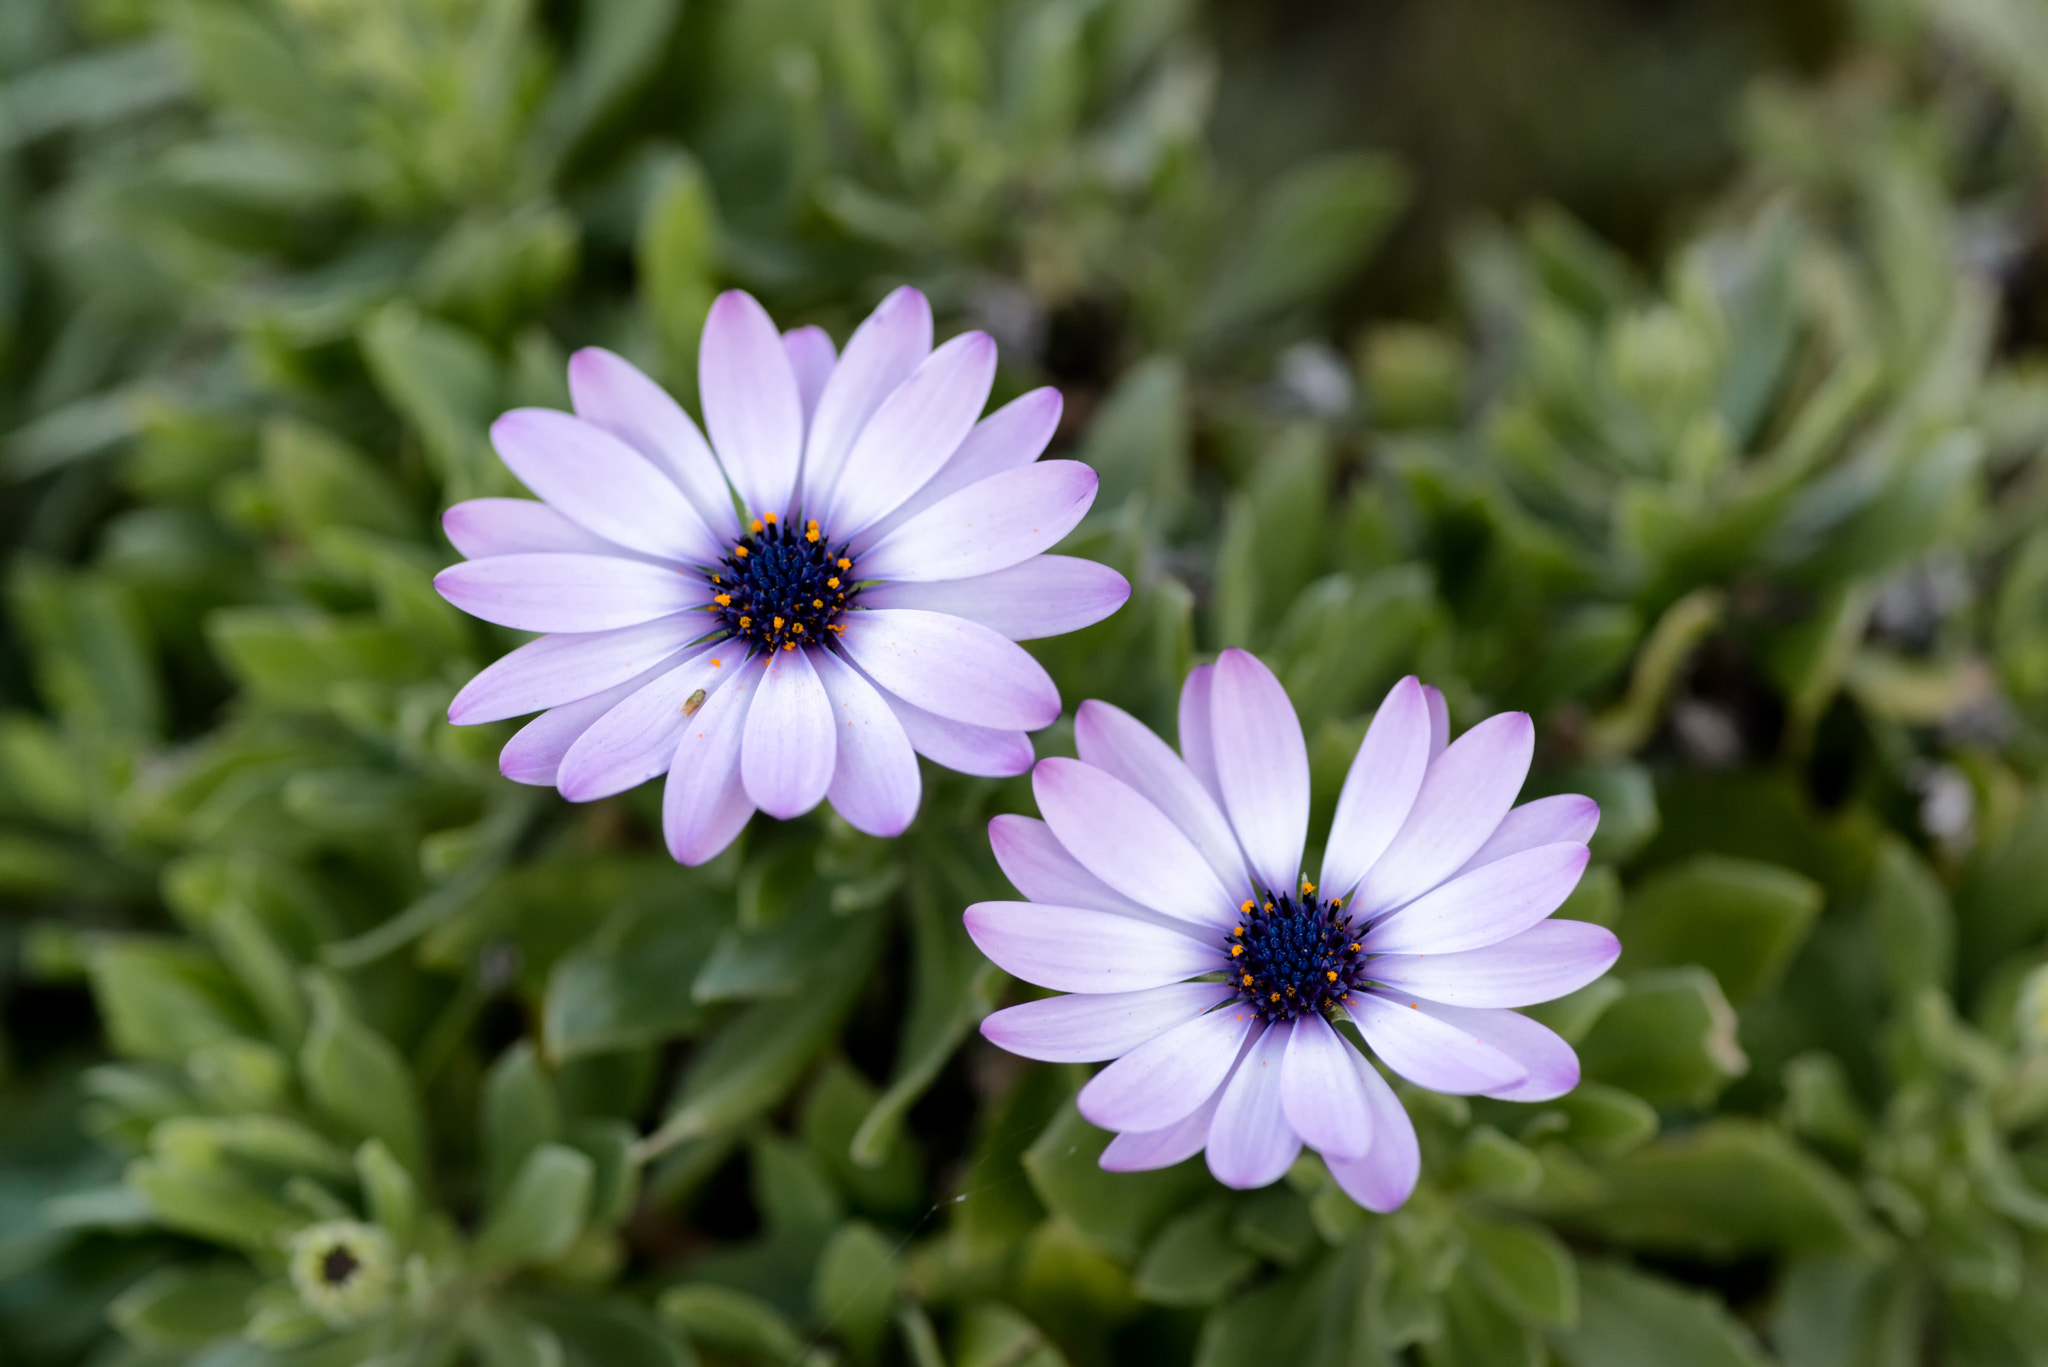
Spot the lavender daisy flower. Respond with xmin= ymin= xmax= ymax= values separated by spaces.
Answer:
xmin=964 ymin=650 xmax=1620 ymax=1210
xmin=434 ymin=288 xmax=1128 ymax=864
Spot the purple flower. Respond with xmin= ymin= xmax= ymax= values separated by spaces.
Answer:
xmin=965 ymin=650 xmax=1619 ymax=1210
xmin=434 ymin=288 xmax=1128 ymax=864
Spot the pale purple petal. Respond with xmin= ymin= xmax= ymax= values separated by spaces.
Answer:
xmin=987 ymin=814 xmax=1152 ymax=917
xmin=699 ymin=290 xmax=804 ymax=517
xmin=1078 ymin=1003 xmax=1259 ymax=1132
xmin=855 ymin=461 xmax=1097 ymax=582
xmin=812 ymin=649 xmax=920 ymax=837
xmin=963 ymin=902 xmax=1219 ymax=993
xmin=740 ymin=647 xmax=836 ymax=819
xmin=1353 ymin=711 xmax=1534 ymax=916
xmin=498 ymin=667 xmax=665 ymax=785
xmin=1178 ymin=664 xmax=1225 ymax=806
xmin=1325 ymin=1057 xmax=1419 ymax=1213
xmin=662 ymin=656 xmax=765 ymax=865
xmin=567 ymin=348 xmax=739 ymax=540
xmin=1033 ymin=758 xmax=1237 ymax=929
xmin=1210 ymin=649 xmax=1310 ymax=896
xmin=879 ymin=687 xmax=1033 ymax=777
xmin=858 ymin=387 xmax=1062 ymax=546
xmin=1417 ymin=1001 xmax=1581 ymax=1102
xmin=1318 ymin=676 xmax=1432 ymax=902
xmin=490 ymin=409 xmax=720 ymax=564
xmin=1206 ymin=1022 xmax=1303 ymax=1189
xmin=434 ymin=555 xmax=709 ymax=632
xmin=1100 ymin=1087 xmax=1226 ymax=1173
xmin=443 ymin=498 xmax=623 ymax=559
xmin=1281 ymin=1011 xmax=1374 ymax=1160
xmin=557 ymin=649 xmax=736 ymax=802
xmin=1371 ymin=920 xmax=1619 ymax=1009
xmin=1074 ymin=699 xmax=1247 ymax=893
xmin=836 ymin=609 xmax=1059 ymax=731
xmin=448 ymin=616 xmax=700 ymax=724
xmin=782 ymin=326 xmax=836 ymax=428
xmin=1360 ymin=842 xmax=1590 ymax=955
xmin=861 ymin=556 xmax=1130 ymax=640
xmin=1349 ymin=990 xmax=1527 ymax=1094
xmin=1424 ymin=686 xmax=1449 ymax=759
xmin=800 ymin=287 xmax=930 ymax=511
xmin=980 ymin=982 xmax=1233 ymax=1064
xmin=1455 ymin=794 xmax=1600 ymax=875
xmin=828 ymin=332 xmax=997 ymax=535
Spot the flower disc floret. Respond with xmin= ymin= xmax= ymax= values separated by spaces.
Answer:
xmin=1230 ymin=886 xmax=1369 ymax=1022
xmin=712 ymin=514 xmax=856 ymax=653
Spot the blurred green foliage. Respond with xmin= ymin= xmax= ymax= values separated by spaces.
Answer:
xmin=7 ymin=0 xmax=2048 ymax=1363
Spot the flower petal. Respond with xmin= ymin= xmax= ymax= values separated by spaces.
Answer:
xmin=1100 ymin=1085 xmax=1228 ymax=1173
xmin=1354 ymin=711 xmax=1534 ymax=916
xmin=1370 ymin=920 xmax=1619 ymax=1008
xmin=858 ymin=387 xmax=1062 ymax=546
xmin=1324 ymin=1057 xmax=1419 ymax=1213
xmin=812 ymin=648 xmax=921 ymax=837
xmin=880 ymin=688 xmax=1034 ymax=777
xmin=1281 ymin=1011 xmax=1374 ymax=1160
xmin=829 ymin=331 xmax=997 ymax=535
xmin=443 ymin=498 xmax=621 ymax=559
xmin=1078 ymin=1004 xmax=1260 ymax=1131
xmin=861 ymin=555 xmax=1130 ymax=640
xmin=987 ymin=814 xmax=1152 ymax=917
xmin=1210 ymin=649 xmax=1310 ymax=896
xmin=699 ymin=290 xmax=804 ymax=517
xmin=490 ymin=409 xmax=720 ymax=564
xmin=800 ymin=287 xmax=930 ymax=511
xmin=855 ymin=461 xmax=1097 ymax=582
xmin=962 ymin=901 xmax=1218 ymax=993
xmin=1456 ymin=794 xmax=1600 ymax=875
xmin=556 ymin=649 xmax=735 ymax=802
xmin=980 ymin=982 xmax=1234 ymax=1064
xmin=448 ymin=617 xmax=700 ymax=724
xmin=568 ymin=347 xmax=738 ymax=540
xmin=1424 ymin=685 xmax=1450 ymax=759
xmin=434 ymin=554 xmax=709 ymax=632
xmin=1350 ymin=990 xmax=1527 ymax=1094
xmin=1033 ymin=757 xmax=1238 ymax=929
xmin=1074 ymin=699 xmax=1246 ymax=892
xmin=1178 ymin=664 xmax=1225 ymax=805
xmin=783 ymin=326 xmax=836 ymax=428
xmin=1207 ymin=1022 xmax=1303 ymax=1189
xmin=741 ymin=646 xmax=836 ymax=819
xmin=836 ymin=608 xmax=1059 ymax=731
xmin=1416 ymin=1001 xmax=1581 ymax=1102
xmin=498 ymin=667 xmax=666 ymax=785
xmin=662 ymin=655 xmax=765 ymax=865
xmin=1319 ymin=676 xmax=1433 ymax=903
xmin=1361 ymin=842 xmax=1590 ymax=955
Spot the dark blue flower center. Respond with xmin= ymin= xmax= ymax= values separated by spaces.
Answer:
xmin=1226 ymin=884 xmax=1370 ymax=1023
xmin=711 ymin=514 xmax=859 ymax=653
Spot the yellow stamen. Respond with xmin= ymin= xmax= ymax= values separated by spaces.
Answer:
xmin=1326 ymin=971 xmax=1338 ymax=982
xmin=773 ymin=617 xmax=785 ymax=629
xmin=1301 ymin=878 xmax=1315 ymax=894
xmin=784 ymin=641 xmax=796 ymax=651
xmin=739 ymin=616 xmax=751 ymax=628
xmin=764 ymin=512 xmax=778 ymax=524
xmin=750 ymin=519 xmax=763 ymax=533
xmin=734 ymin=546 xmax=748 ymax=557
xmin=1348 ymin=943 xmax=1359 ymax=953
xmin=715 ymin=593 xmax=732 ymax=606
xmin=812 ymin=599 xmax=823 ymax=609
xmin=792 ymin=623 xmax=803 ymax=633
xmin=1242 ymin=973 xmax=1254 ymax=986
xmin=827 ymin=577 xmax=840 ymax=589
xmin=1231 ymin=945 xmax=1244 ymax=957
xmin=1233 ymin=925 xmax=1244 ymax=937
xmin=837 ymin=557 xmax=851 ymax=570
xmin=1240 ymin=899 xmax=1255 ymax=914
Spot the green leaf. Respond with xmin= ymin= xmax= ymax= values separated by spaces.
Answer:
xmin=9 ymin=558 xmax=163 ymax=740
xmin=660 ymin=1284 xmax=805 ymax=1365
xmin=1134 ymin=1200 xmax=1258 ymax=1307
xmin=1460 ymin=1214 xmax=1578 ymax=1328
xmin=637 ymin=150 xmax=719 ymax=403
xmin=260 ymin=417 xmax=412 ymax=540
xmin=298 ymin=971 xmax=426 ymax=1176
xmin=529 ymin=1297 xmax=692 ymax=1367
xmin=954 ymin=1301 xmax=1067 ymax=1367
xmin=534 ymin=0 xmax=682 ymax=162
xmin=484 ymin=1043 xmax=562 ymax=1208
xmin=358 ymin=301 xmax=505 ymax=503
xmin=465 ymin=1305 xmax=568 ymax=1367
xmin=1549 ymin=1260 xmax=1768 ymax=1367
xmin=1616 ymin=855 xmax=1823 ymax=1006
xmin=1771 ymin=1257 xmax=1920 ymax=1367
xmin=126 ymin=1154 xmax=302 ymax=1250
xmin=1022 ymin=1102 xmax=1213 ymax=1263
xmin=1546 ymin=1119 xmax=1879 ymax=1258
xmin=545 ymin=900 xmax=720 ymax=1060
xmin=1199 ymin=153 xmax=1409 ymax=336
xmin=108 ymin=1263 xmax=263 ymax=1349
xmin=472 ymin=1143 xmax=596 ymax=1270
xmin=1078 ymin=356 xmax=1189 ymax=522
xmin=1213 ymin=424 xmax=1332 ymax=650
xmin=1577 ymin=968 xmax=1747 ymax=1108
xmin=355 ymin=1139 xmax=418 ymax=1250
xmin=89 ymin=938 xmax=259 ymax=1063
xmin=1421 ymin=1265 xmax=1545 ymax=1367
xmin=812 ymin=1220 xmax=900 ymax=1357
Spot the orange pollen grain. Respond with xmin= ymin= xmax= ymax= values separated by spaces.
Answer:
xmin=827 ymin=577 xmax=840 ymax=589
xmin=715 ymin=594 xmax=731 ymax=606
xmin=837 ymin=558 xmax=851 ymax=569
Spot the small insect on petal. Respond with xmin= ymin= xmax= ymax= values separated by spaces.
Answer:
xmin=681 ymin=689 xmax=707 ymax=717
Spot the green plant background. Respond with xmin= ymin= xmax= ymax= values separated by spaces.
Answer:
xmin=5 ymin=0 xmax=2048 ymax=1363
